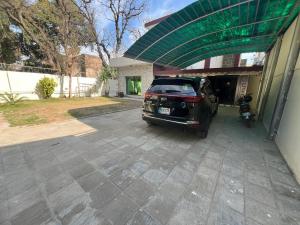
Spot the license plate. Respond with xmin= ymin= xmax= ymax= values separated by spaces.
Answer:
xmin=158 ymin=107 xmax=170 ymax=115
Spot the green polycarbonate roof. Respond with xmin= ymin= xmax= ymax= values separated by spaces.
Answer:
xmin=124 ymin=0 xmax=300 ymax=68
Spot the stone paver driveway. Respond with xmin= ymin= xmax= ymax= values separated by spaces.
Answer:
xmin=0 ymin=107 xmax=299 ymax=225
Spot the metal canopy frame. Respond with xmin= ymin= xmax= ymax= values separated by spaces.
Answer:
xmin=168 ymin=34 xmax=275 ymax=66
xmin=155 ymin=17 xmax=285 ymax=66
xmin=124 ymin=0 xmax=300 ymax=68
xmin=177 ymin=43 xmax=271 ymax=68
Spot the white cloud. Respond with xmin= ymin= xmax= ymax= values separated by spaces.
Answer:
xmin=143 ymin=0 xmax=174 ymax=22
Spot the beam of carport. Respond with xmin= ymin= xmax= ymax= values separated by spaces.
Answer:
xmin=154 ymin=66 xmax=263 ymax=77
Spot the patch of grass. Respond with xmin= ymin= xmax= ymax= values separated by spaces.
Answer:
xmin=0 ymin=97 xmax=141 ymax=127
xmin=0 ymin=103 xmax=48 ymax=126
xmin=7 ymin=114 xmax=47 ymax=126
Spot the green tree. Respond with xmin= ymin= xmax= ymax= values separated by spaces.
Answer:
xmin=0 ymin=10 xmax=18 ymax=63
xmin=0 ymin=37 xmax=17 ymax=64
xmin=0 ymin=0 xmax=64 ymax=71
xmin=0 ymin=0 xmax=93 ymax=97
xmin=98 ymin=66 xmax=117 ymax=96
xmin=52 ymin=0 xmax=93 ymax=97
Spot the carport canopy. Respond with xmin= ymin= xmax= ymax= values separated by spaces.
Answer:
xmin=124 ymin=0 xmax=300 ymax=69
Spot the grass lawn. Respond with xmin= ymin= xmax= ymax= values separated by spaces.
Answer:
xmin=0 ymin=97 xmax=141 ymax=127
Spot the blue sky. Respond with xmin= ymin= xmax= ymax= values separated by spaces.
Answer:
xmin=126 ymin=0 xmax=196 ymax=46
xmin=145 ymin=0 xmax=195 ymax=22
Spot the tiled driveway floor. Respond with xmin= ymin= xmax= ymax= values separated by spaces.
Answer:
xmin=0 ymin=107 xmax=299 ymax=225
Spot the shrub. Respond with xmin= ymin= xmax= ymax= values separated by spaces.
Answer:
xmin=0 ymin=92 xmax=26 ymax=105
xmin=36 ymin=77 xmax=57 ymax=99
xmin=98 ymin=66 xmax=117 ymax=96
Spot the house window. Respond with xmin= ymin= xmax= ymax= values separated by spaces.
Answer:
xmin=126 ymin=76 xmax=141 ymax=95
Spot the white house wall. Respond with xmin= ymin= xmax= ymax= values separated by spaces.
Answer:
xmin=247 ymin=75 xmax=261 ymax=111
xmin=210 ymin=56 xmax=223 ymax=68
xmin=256 ymin=43 xmax=277 ymax=115
xmin=117 ymin=64 xmax=153 ymax=96
xmin=186 ymin=60 xmax=205 ymax=69
xmin=187 ymin=56 xmax=223 ymax=69
xmin=275 ymin=53 xmax=300 ymax=183
xmin=263 ymin=18 xmax=297 ymax=131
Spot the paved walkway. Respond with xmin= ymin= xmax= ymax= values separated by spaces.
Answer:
xmin=0 ymin=114 xmax=9 ymax=130
xmin=0 ymin=107 xmax=299 ymax=225
xmin=0 ymin=119 xmax=96 ymax=147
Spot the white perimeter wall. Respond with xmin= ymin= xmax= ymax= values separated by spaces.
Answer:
xmin=263 ymin=18 xmax=297 ymax=130
xmin=0 ymin=71 xmax=117 ymax=100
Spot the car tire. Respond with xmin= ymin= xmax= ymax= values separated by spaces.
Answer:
xmin=197 ymin=109 xmax=211 ymax=138
xmin=212 ymin=103 xmax=219 ymax=117
xmin=196 ymin=129 xmax=208 ymax=138
xmin=245 ymin=119 xmax=251 ymax=128
xmin=146 ymin=121 xmax=155 ymax=126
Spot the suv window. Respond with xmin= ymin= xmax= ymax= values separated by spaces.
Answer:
xmin=149 ymin=79 xmax=197 ymax=96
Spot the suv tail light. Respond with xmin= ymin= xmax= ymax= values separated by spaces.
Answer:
xmin=181 ymin=95 xmax=204 ymax=103
xmin=145 ymin=92 xmax=204 ymax=103
xmin=144 ymin=92 xmax=153 ymax=99
xmin=167 ymin=95 xmax=204 ymax=103
xmin=145 ymin=92 xmax=158 ymax=100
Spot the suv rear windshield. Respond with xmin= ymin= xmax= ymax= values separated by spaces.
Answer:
xmin=149 ymin=79 xmax=198 ymax=96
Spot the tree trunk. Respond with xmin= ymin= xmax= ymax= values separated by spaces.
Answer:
xmin=68 ymin=74 xmax=72 ymax=98
xmin=115 ymin=41 xmax=121 ymax=56
xmin=96 ymin=43 xmax=108 ymax=67
xmin=117 ymin=73 xmax=121 ymax=96
xmin=105 ymin=80 xmax=110 ymax=96
xmin=99 ymin=81 xmax=105 ymax=97
xmin=59 ymin=73 xmax=64 ymax=97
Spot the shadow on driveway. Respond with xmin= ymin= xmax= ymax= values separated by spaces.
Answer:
xmin=68 ymin=98 xmax=142 ymax=119
xmin=0 ymin=107 xmax=299 ymax=225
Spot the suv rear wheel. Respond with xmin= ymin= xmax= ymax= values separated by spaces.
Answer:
xmin=146 ymin=121 xmax=155 ymax=126
xmin=196 ymin=129 xmax=208 ymax=138
xmin=197 ymin=110 xmax=211 ymax=138
xmin=212 ymin=103 xmax=219 ymax=117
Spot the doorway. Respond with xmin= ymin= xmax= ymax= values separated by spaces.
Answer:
xmin=209 ymin=75 xmax=238 ymax=105
xmin=126 ymin=76 xmax=141 ymax=95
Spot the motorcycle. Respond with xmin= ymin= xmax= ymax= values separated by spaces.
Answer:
xmin=238 ymin=94 xmax=255 ymax=128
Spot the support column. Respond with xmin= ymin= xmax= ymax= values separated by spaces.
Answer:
xmin=204 ymin=58 xmax=211 ymax=69
xmin=256 ymin=52 xmax=270 ymax=114
xmin=268 ymin=15 xmax=300 ymax=139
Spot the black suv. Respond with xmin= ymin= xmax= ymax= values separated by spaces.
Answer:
xmin=142 ymin=77 xmax=218 ymax=138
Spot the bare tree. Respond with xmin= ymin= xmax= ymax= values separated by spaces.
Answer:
xmin=128 ymin=27 xmax=144 ymax=42
xmin=72 ymin=0 xmax=111 ymax=67
xmin=102 ymin=0 xmax=146 ymax=56
xmin=54 ymin=0 xmax=85 ymax=97
xmin=73 ymin=0 xmax=147 ymax=62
